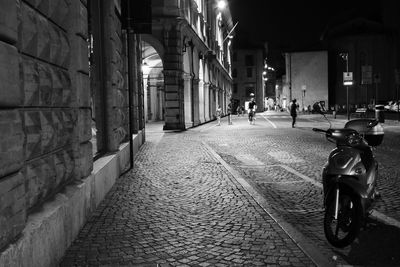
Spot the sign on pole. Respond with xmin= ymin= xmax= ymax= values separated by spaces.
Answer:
xmin=343 ymin=72 xmax=353 ymax=86
xmin=395 ymin=69 xmax=400 ymax=85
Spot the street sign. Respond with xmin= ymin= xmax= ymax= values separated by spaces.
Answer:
xmin=361 ymin=65 xmax=372 ymax=84
xmin=343 ymin=72 xmax=353 ymax=86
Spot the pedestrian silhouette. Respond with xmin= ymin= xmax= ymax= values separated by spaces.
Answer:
xmin=290 ymin=99 xmax=297 ymax=128
xmin=216 ymin=105 xmax=222 ymax=126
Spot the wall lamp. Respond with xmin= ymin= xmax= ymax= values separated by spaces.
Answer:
xmin=182 ymin=37 xmax=193 ymax=52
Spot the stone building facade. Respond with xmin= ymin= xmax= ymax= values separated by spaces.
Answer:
xmin=0 ymin=0 xmax=234 ymax=266
xmin=231 ymin=48 xmax=265 ymax=112
xmin=0 ymin=0 xmax=145 ymax=266
xmin=144 ymin=0 xmax=235 ymax=129
xmin=283 ymin=51 xmax=329 ymax=111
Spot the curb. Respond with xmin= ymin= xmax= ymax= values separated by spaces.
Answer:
xmin=202 ymin=142 xmax=336 ymax=267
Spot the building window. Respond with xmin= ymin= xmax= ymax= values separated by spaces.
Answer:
xmin=245 ymin=55 xmax=254 ymax=66
xmin=246 ymin=67 xmax=252 ymax=78
xmin=232 ymin=68 xmax=237 ymax=78
xmin=233 ymin=83 xmax=238 ymax=93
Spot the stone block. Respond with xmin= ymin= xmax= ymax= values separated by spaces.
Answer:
xmin=77 ymin=108 xmax=92 ymax=143
xmin=54 ymin=109 xmax=74 ymax=148
xmin=24 ymin=110 xmax=42 ymax=160
xmin=37 ymin=0 xmax=50 ymax=17
xmin=50 ymin=68 xmax=64 ymax=107
xmin=60 ymin=70 xmax=72 ymax=105
xmin=59 ymin=31 xmax=70 ymax=69
xmin=19 ymin=3 xmax=38 ymax=57
xmin=48 ymin=24 xmax=61 ymax=66
xmin=66 ymin=0 xmax=88 ymax=39
xmin=74 ymin=73 xmax=90 ymax=107
xmin=0 ymin=172 xmax=24 ymax=200
xmin=0 ymin=0 xmax=18 ymax=44
xmin=25 ymin=155 xmax=56 ymax=209
xmin=68 ymin=36 xmax=88 ymax=75
xmin=49 ymin=0 xmax=70 ymax=30
xmin=0 ymin=172 xmax=27 ymax=251
xmin=37 ymin=62 xmax=52 ymax=106
xmin=40 ymin=111 xmax=56 ymax=154
xmin=54 ymin=149 xmax=74 ymax=186
xmin=0 ymin=110 xmax=24 ymax=178
xmin=37 ymin=15 xmax=51 ymax=62
xmin=0 ymin=41 xmax=21 ymax=106
xmin=49 ymin=68 xmax=63 ymax=106
xmin=48 ymin=24 xmax=70 ymax=68
xmin=74 ymin=141 xmax=93 ymax=179
xmin=24 ymin=0 xmax=39 ymax=7
xmin=21 ymin=56 xmax=39 ymax=106
xmin=24 ymin=109 xmax=74 ymax=161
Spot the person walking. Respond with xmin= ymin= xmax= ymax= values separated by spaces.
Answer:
xmin=290 ymin=99 xmax=297 ymax=128
xmin=216 ymin=105 xmax=222 ymax=126
xmin=227 ymin=102 xmax=233 ymax=125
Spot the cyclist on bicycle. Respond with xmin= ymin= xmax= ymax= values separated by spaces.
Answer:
xmin=248 ymin=98 xmax=257 ymax=124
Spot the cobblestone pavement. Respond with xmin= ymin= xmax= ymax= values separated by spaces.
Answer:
xmin=195 ymin=111 xmax=400 ymax=266
xmin=60 ymin=121 xmax=316 ymax=266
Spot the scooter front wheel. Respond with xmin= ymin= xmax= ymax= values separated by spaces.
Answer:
xmin=324 ymin=192 xmax=362 ymax=248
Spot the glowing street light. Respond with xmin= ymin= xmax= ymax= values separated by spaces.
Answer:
xmin=217 ymin=0 xmax=226 ymax=10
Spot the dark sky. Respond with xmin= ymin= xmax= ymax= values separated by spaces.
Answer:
xmin=229 ymin=0 xmax=394 ymax=72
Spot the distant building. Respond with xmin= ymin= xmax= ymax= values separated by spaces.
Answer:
xmin=321 ymin=4 xmax=400 ymax=108
xmin=284 ymin=51 xmax=329 ymax=111
xmin=232 ymin=48 xmax=265 ymax=112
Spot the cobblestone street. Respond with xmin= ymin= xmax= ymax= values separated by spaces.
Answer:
xmin=60 ymin=119 xmax=318 ymax=266
xmin=60 ymin=111 xmax=400 ymax=266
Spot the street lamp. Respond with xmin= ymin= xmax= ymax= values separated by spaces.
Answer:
xmin=340 ymin=52 xmax=352 ymax=120
xmin=217 ymin=0 xmax=226 ymax=10
xmin=301 ymin=85 xmax=306 ymax=112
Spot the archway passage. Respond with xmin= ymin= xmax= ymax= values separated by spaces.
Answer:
xmin=142 ymin=41 xmax=164 ymax=127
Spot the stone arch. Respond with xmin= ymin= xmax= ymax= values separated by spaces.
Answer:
xmin=141 ymin=38 xmax=164 ymax=122
xmin=141 ymin=34 xmax=165 ymax=62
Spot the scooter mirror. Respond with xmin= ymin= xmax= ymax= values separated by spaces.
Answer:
xmin=367 ymin=120 xmax=379 ymax=128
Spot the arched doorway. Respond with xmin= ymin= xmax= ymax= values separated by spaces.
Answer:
xmin=141 ymin=41 xmax=164 ymax=126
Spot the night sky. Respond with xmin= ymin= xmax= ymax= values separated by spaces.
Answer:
xmin=229 ymin=0 xmax=394 ymax=71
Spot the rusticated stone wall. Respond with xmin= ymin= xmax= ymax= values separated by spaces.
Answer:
xmin=104 ymin=1 xmax=129 ymax=151
xmin=0 ymin=0 xmax=91 ymax=250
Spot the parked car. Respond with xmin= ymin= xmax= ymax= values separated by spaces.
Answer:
xmin=391 ymin=102 xmax=399 ymax=112
xmin=384 ymin=101 xmax=393 ymax=111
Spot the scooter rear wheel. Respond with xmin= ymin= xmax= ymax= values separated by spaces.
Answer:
xmin=324 ymin=192 xmax=362 ymax=248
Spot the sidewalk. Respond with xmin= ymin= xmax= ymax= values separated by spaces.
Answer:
xmin=60 ymin=127 xmax=317 ymax=266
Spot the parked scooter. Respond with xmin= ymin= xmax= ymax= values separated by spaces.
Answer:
xmin=313 ymin=110 xmax=384 ymax=248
